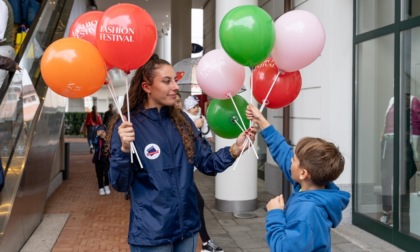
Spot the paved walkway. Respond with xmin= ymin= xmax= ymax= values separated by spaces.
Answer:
xmin=25 ymin=138 xmax=403 ymax=251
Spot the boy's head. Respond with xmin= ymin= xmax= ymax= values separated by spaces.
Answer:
xmin=96 ymin=124 xmax=107 ymax=138
xmin=294 ymin=137 xmax=344 ymax=187
xmin=183 ymin=96 xmax=199 ymax=115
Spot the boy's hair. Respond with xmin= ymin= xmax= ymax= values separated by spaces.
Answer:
xmin=294 ymin=137 xmax=344 ymax=186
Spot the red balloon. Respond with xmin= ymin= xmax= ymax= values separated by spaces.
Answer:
xmin=253 ymin=58 xmax=302 ymax=108
xmin=96 ymin=4 xmax=157 ymax=72
xmin=69 ymin=11 xmax=103 ymax=46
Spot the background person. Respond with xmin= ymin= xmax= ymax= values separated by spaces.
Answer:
xmin=183 ymin=95 xmax=214 ymax=143
xmin=0 ymin=0 xmax=16 ymax=87
xmin=85 ymin=105 xmax=102 ymax=153
xmin=103 ymin=103 xmax=115 ymax=128
xmin=92 ymin=124 xmax=111 ymax=196
xmin=0 ymin=54 xmax=20 ymax=71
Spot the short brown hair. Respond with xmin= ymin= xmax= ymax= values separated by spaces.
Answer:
xmin=294 ymin=137 xmax=345 ymax=186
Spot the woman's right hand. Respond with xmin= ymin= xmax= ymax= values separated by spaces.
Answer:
xmin=118 ymin=119 xmax=135 ymax=153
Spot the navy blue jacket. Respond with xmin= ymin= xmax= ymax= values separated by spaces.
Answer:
xmin=109 ymin=106 xmax=236 ymax=246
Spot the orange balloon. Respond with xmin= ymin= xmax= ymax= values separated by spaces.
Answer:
xmin=41 ymin=37 xmax=107 ymax=98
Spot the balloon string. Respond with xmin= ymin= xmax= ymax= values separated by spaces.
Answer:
xmin=123 ymin=72 xmax=134 ymax=163
xmin=107 ymin=73 xmax=143 ymax=168
xmin=232 ymin=139 xmax=250 ymax=171
xmin=106 ymin=74 xmax=123 ymax=118
xmin=232 ymin=118 xmax=258 ymax=159
xmin=260 ymin=70 xmax=281 ymax=112
xmin=228 ymin=93 xmax=247 ymax=131
xmin=125 ymin=71 xmax=131 ymax=122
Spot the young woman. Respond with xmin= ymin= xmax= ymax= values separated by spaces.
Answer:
xmin=107 ymin=54 xmax=256 ymax=251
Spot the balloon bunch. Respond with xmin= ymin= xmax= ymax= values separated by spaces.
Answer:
xmin=196 ymin=7 xmax=325 ymax=168
xmin=41 ymin=4 xmax=159 ymax=166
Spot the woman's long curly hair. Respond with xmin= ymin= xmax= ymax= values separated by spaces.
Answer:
xmin=105 ymin=54 xmax=195 ymax=163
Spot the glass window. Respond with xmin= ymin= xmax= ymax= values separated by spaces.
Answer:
xmin=357 ymin=0 xmax=394 ymax=34
xmin=355 ymin=34 xmax=394 ymax=225
xmin=400 ymin=26 xmax=420 ymax=238
xmin=402 ymin=0 xmax=420 ymax=20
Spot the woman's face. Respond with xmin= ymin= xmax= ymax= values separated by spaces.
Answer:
xmin=143 ymin=64 xmax=179 ymax=109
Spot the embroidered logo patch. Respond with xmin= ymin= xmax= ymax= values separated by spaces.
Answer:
xmin=144 ymin=144 xmax=160 ymax=160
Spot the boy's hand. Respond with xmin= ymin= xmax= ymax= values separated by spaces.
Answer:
xmin=267 ymin=194 xmax=284 ymax=211
xmin=246 ymin=104 xmax=271 ymax=130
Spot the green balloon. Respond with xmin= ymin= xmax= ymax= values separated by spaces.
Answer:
xmin=207 ymin=95 xmax=250 ymax=139
xmin=219 ymin=5 xmax=275 ymax=67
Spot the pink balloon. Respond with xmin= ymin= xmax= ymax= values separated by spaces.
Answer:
xmin=196 ymin=49 xmax=245 ymax=99
xmin=271 ymin=10 xmax=326 ymax=72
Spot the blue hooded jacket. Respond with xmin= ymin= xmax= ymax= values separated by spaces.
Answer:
xmin=261 ymin=125 xmax=350 ymax=252
xmin=109 ymin=106 xmax=236 ymax=246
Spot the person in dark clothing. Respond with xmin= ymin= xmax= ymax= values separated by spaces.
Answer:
xmin=92 ymin=124 xmax=110 ymax=196
xmin=85 ymin=105 xmax=102 ymax=153
xmin=0 ymin=55 xmax=20 ymax=72
xmin=103 ymin=103 xmax=115 ymax=127
xmin=107 ymin=54 xmax=256 ymax=251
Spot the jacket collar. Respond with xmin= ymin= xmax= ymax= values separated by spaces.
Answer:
xmin=140 ymin=105 xmax=171 ymax=120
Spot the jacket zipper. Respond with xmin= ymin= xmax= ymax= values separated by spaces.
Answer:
xmin=160 ymin=114 xmax=185 ymax=238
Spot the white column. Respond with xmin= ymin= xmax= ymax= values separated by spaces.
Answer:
xmin=215 ymin=0 xmax=259 ymax=212
xmin=67 ymin=98 xmax=85 ymax=112
xmin=155 ymin=34 xmax=165 ymax=59
xmin=163 ymin=28 xmax=172 ymax=63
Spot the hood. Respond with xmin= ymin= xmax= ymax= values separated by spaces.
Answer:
xmin=297 ymin=183 xmax=350 ymax=228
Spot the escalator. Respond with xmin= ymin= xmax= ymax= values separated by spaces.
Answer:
xmin=0 ymin=0 xmax=80 ymax=251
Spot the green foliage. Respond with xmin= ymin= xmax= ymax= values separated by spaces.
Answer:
xmin=64 ymin=112 xmax=86 ymax=136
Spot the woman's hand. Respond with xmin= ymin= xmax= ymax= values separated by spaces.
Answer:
xmin=118 ymin=118 xmax=135 ymax=153
xmin=230 ymin=126 xmax=258 ymax=158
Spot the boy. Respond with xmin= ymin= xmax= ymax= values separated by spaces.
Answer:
xmin=246 ymin=104 xmax=350 ymax=252
xmin=92 ymin=124 xmax=111 ymax=195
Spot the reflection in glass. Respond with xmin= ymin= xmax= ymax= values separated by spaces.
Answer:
xmin=356 ymin=0 xmax=394 ymax=34
xmin=402 ymin=0 xmax=420 ymax=20
xmin=355 ymin=34 xmax=394 ymax=224
xmin=401 ymin=26 xmax=420 ymax=238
